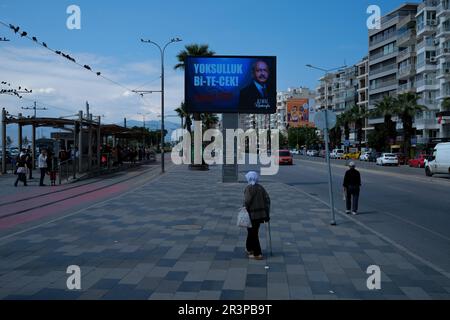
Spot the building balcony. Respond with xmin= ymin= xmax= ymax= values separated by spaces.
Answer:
xmin=417 ymin=20 xmax=438 ymax=37
xmin=400 ymin=46 xmax=416 ymax=59
xmin=369 ymin=32 xmax=397 ymax=49
xmin=418 ymin=98 xmax=439 ymax=109
xmin=369 ymin=64 xmax=397 ymax=78
xmin=437 ymin=67 xmax=450 ymax=79
xmin=436 ymin=46 xmax=450 ymax=58
xmin=369 ymin=80 xmax=398 ymax=94
xmin=437 ymin=89 xmax=450 ymax=100
xmin=437 ymin=3 xmax=450 ymax=17
xmin=397 ymin=30 xmax=416 ymax=46
xmin=416 ymin=79 xmax=440 ymax=92
xmin=398 ymin=82 xmax=416 ymax=94
xmin=417 ymin=0 xmax=439 ymax=13
xmin=369 ymin=49 xmax=398 ymax=62
xmin=414 ymin=117 xmax=439 ymax=130
xmin=417 ymin=38 xmax=437 ymax=51
xmin=398 ymin=65 xmax=416 ymax=79
xmin=436 ymin=24 xmax=450 ymax=38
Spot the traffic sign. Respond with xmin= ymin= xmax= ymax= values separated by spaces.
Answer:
xmin=314 ymin=110 xmax=337 ymax=130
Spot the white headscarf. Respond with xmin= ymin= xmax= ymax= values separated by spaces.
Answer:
xmin=245 ymin=171 xmax=259 ymax=186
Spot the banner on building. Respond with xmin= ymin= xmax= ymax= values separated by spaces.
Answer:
xmin=287 ymin=98 xmax=316 ymax=128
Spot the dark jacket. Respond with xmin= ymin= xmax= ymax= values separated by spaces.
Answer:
xmin=238 ymin=83 xmax=276 ymax=112
xmin=343 ymin=168 xmax=361 ymax=188
xmin=244 ymin=184 xmax=270 ymax=222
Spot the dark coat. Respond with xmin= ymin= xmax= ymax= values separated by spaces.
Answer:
xmin=343 ymin=168 xmax=361 ymax=188
xmin=238 ymin=83 xmax=275 ymax=112
xmin=244 ymin=184 xmax=271 ymax=222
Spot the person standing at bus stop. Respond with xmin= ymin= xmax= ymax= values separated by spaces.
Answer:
xmin=38 ymin=149 xmax=48 ymax=187
xmin=343 ymin=162 xmax=361 ymax=215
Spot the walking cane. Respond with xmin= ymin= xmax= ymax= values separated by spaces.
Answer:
xmin=265 ymin=221 xmax=273 ymax=256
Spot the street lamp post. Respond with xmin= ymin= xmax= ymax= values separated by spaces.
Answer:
xmin=306 ymin=64 xmax=346 ymax=226
xmin=140 ymin=38 xmax=182 ymax=173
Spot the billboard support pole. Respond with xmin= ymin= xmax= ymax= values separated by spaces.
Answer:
xmin=222 ymin=113 xmax=239 ymax=183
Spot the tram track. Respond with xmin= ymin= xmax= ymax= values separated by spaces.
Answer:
xmin=0 ymin=164 xmax=160 ymax=221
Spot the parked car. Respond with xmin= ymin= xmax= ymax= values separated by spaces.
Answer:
xmin=408 ymin=154 xmax=429 ymax=168
xmin=394 ymin=153 xmax=408 ymax=165
xmin=359 ymin=152 xmax=371 ymax=161
xmin=277 ymin=150 xmax=293 ymax=165
xmin=290 ymin=149 xmax=299 ymax=155
xmin=425 ymin=143 xmax=450 ymax=176
xmin=376 ymin=153 xmax=399 ymax=166
xmin=330 ymin=149 xmax=345 ymax=159
xmin=306 ymin=150 xmax=319 ymax=157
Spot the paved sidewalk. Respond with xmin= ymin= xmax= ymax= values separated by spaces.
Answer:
xmin=0 ymin=164 xmax=449 ymax=300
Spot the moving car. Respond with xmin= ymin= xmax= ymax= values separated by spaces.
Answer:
xmin=359 ymin=152 xmax=371 ymax=161
xmin=290 ymin=149 xmax=299 ymax=155
xmin=425 ymin=143 xmax=450 ymax=176
xmin=408 ymin=154 xmax=429 ymax=168
xmin=376 ymin=153 xmax=399 ymax=166
xmin=277 ymin=150 xmax=293 ymax=165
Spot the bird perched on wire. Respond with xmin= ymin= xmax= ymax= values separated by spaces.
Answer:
xmin=96 ymin=72 xmax=101 ymax=76
xmin=84 ymin=65 xmax=92 ymax=71
xmin=20 ymin=31 xmax=27 ymax=37
xmin=55 ymin=50 xmax=61 ymax=55
xmin=42 ymin=42 xmax=47 ymax=48
xmin=32 ymin=36 xmax=38 ymax=42
xmin=9 ymin=24 xmax=19 ymax=33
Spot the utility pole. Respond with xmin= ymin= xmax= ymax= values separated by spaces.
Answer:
xmin=140 ymin=37 xmax=182 ymax=173
xmin=22 ymin=102 xmax=47 ymax=118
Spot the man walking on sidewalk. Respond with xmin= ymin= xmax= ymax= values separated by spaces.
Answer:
xmin=38 ymin=149 xmax=48 ymax=187
xmin=343 ymin=162 xmax=361 ymax=215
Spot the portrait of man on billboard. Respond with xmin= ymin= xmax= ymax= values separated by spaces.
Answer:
xmin=238 ymin=59 xmax=276 ymax=112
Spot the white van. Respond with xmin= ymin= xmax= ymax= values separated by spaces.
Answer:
xmin=425 ymin=143 xmax=450 ymax=176
xmin=330 ymin=149 xmax=345 ymax=159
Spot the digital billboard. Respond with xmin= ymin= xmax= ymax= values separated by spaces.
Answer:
xmin=185 ymin=56 xmax=277 ymax=114
xmin=287 ymin=98 xmax=316 ymax=128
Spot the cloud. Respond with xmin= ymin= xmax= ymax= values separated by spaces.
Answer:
xmin=0 ymin=46 xmax=184 ymax=124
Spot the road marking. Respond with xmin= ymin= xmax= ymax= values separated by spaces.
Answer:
xmin=297 ymin=157 xmax=450 ymax=186
xmin=287 ymin=183 xmax=450 ymax=280
xmin=0 ymin=162 xmax=174 ymax=243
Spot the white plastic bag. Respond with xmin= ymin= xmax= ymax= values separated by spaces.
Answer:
xmin=237 ymin=207 xmax=252 ymax=228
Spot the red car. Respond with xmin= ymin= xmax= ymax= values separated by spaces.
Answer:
xmin=408 ymin=154 xmax=429 ymax=168
xmin=277 ymin=150 xmax=293 ymax=165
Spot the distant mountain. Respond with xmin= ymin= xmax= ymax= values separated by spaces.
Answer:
xmin=118 ymin=120 xmax=181 ymax=142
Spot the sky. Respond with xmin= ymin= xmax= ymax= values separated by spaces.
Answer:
xmin=0 ymin=0 xmax=412 ymax=124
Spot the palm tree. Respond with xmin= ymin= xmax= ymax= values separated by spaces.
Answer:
xmin=174 ymin=44 xmax=215 ymax=71
xmin=201 ymin=113 xmax=219 ymax=131
xmin=174 ymin=43 xmax=215 ymax=124
xmin=395 ymin=93 xmax=427 ymax=158
xmin=174 ymin=44 xmax=215 ymax=169
xmin=441 ymin=97 xmax=450 ymax=111
xmin=175 ymin=102 xmax=192 ymax=133
xmin=369 ymin=95 xmax=397 ymax=148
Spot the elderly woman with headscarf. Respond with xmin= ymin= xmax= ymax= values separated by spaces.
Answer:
xmin=243 ymin=171 xmax=271 ymax=260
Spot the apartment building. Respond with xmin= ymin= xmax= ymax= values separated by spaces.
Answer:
xmin=357 ymin=56 xmax=370 ymax=144
xmin=368 ymin=3 xmax=419 ymax=129
xmin=415 ymin=0 xmax=440 ymax=144
xmin=241 ymin=87 xmax=316 ymax=132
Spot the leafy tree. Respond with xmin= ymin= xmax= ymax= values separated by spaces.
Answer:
xmin=368 ymin=96 xmax=397 ymax=148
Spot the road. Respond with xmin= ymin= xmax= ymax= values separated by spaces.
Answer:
xmin=243 ymin=155 xmax=450 ymax=275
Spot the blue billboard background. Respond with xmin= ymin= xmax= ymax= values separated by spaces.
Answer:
xmin=185 ymin=56 xmax=277 ymax=114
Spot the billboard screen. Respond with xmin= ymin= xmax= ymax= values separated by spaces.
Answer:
xmin=287 ymin=99 xmax=316 ymax=128
xmin=185 ymin=56 xmax=277 ymax=114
